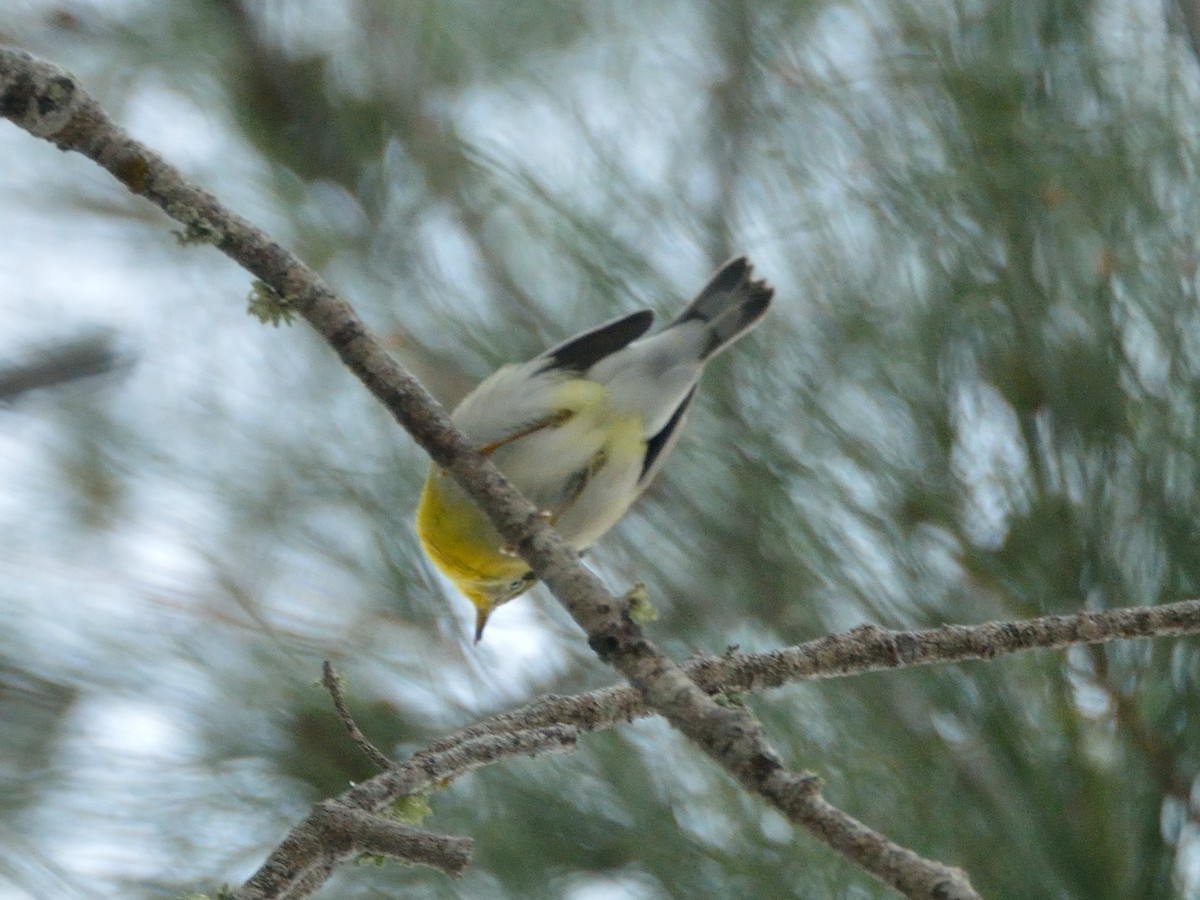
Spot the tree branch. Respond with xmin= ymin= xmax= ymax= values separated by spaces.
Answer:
xmin=244 ymin=598 xmax=1200 ymax=897
xmin=241 ymin=600 xmax=1200 ymax=900
xmin=0 ymin=331 xmax=121 ymax=402
xmin=235 ymin=801 xmax=473 ymax=900
xmin=420 ymin=598 xmax=1200 ymax=757
xmin=0 ymin=46 xmax=989 ymax=899
xmin=321 ymin=661 xmax=393 ymax=772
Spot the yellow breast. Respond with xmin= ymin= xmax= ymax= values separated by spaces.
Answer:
xmin=415 ymin=467 xmax=530 ymax=593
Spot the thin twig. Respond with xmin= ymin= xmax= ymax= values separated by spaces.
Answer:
xmin=321 ymin=661 xmax=393 ymax=772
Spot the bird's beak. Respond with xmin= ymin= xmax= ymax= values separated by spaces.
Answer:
xmin=474 ymin=604 xmax=492 ymax=643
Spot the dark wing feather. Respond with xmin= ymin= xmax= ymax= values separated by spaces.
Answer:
xmin=536 ymin=310 xmax=654 ymax=374
xmin=638 ymin=385 xmax=696 ymax=489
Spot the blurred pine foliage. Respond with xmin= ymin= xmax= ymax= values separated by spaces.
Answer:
xmin=3 ymin=1 xmax=1200 ymax=897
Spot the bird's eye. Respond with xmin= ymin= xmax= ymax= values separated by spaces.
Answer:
xmin=505 ymin=572 xmax=536 ymax=595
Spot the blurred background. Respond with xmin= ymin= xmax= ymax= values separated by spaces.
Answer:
xmin=2 ymin=0 xmax=1200 ymax=897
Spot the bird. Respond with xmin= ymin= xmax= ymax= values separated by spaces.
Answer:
xmin=415 ymin=257 xmax=773 ymax=641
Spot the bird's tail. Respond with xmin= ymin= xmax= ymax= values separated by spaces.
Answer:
xmin=668 ymin=257 xmax=774 ymax=359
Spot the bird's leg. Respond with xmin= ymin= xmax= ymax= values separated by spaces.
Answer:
xmin=489 ymin=410 xmax=574 ymax=557
xmin=499 ymin=509 xmax=553 ymax=557
xmin=497 ymin=450 xmax=605 ymax=556
xmin=546 ymin=449 xmax=607 ymax=527
xmin=477 ymin=409 xmax=573 ymax=456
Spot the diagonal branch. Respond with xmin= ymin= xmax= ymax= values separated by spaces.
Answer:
xmin=0 ymin=47 xmax=979 ymax=899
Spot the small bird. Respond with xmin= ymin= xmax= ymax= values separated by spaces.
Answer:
xmin=416 ymin=257 xmax=773 ymax=641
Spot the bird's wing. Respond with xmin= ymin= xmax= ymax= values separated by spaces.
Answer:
xmin=535 ymin=309 xmax=655 ymax=374
xmin=637 ymin=385 xmax=695 ymax=491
